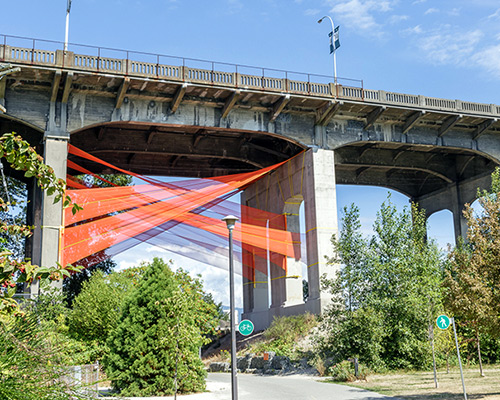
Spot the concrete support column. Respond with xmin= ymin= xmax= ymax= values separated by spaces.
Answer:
xmin=24 ymin=180 xmax=43 ymax=297
xmin=415 ymin=182 xmax=472 ymax=243
xmin=283 ymin=195 xmax=304 ymax=307
xmin=449 ymin=184 xmax=468 ymax=240
xmin=303 ymin=148 xmax=338 ymax=313
xmin=39 ymin=133 xmax=69 ymax=290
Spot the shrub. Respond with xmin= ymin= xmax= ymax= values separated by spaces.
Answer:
xmin=248 ymin=313 xmax=316 ymax=358
xmin=328 ymin=360 xmax=370 ymax=382
xmin=103 ymin=258 xmax=219 ymax=396
xmin=0 ymin=314 xmax=94 ymax=399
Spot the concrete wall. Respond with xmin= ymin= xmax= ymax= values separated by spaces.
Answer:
xmin=241 ymin=148 xmax=338 ymax=331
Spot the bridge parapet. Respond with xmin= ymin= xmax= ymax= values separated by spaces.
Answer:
xmin=1 ymin=36 xmax=500 ymax=119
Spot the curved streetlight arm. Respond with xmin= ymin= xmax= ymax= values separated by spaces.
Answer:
xmin=318 ymin=15 xmax=338 ymax=85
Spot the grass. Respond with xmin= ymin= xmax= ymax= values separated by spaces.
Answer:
xmin=333 ymin=365 xmax=500 ymax=399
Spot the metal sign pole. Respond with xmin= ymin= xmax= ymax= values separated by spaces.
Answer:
xmin=452 ymin=317 xmax=467 ymax=400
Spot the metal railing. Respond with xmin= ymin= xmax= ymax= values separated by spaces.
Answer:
xmin=1 ymin=33 xmax=499 ymax=118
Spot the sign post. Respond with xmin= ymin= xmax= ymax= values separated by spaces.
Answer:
xmin=436 ymin=315 xmax=467 ymax=400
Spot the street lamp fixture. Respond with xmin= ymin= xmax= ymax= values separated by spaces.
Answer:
xmin=222 ymin=215 xmax=239 ymax=400
xmin=318 ymin=15 xmax=338 ymax=85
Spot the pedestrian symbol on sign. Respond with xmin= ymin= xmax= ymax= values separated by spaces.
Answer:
xmin=436 ymin=314 xmax=451 ymax=330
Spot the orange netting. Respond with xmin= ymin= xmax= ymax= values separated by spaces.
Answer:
xmin=62 ymin=145 xmax=303 ymax=280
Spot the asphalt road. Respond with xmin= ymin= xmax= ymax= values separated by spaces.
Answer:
xmin=116 ymin=373 xmax=399 ymax=400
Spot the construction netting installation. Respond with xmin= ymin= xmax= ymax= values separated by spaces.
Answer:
xmin=63 ymin=145 xmax=304 ymax=282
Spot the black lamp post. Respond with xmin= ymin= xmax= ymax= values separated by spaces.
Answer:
xmin=222 ymin=215 xmax=239 ymax=400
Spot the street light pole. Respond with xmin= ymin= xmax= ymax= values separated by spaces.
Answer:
xmin=318 ymin=15 xmax=337 ymax=85
xmin=222 ymin=215 xmax=239 ymax=400
xmin=64 ymin=0 xmax=72 ymax=51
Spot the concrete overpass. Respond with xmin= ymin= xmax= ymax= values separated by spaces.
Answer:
xmin=1 ymin=34 xmax=499 ymax=329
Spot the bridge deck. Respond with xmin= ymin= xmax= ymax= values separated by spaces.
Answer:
xmin=1 ymin=35 xmax=499 ymax=120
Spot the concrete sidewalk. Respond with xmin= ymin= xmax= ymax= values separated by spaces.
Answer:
xmin=99 ymin=373 xmax=400 ymax=400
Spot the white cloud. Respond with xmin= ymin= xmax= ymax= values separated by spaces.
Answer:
xmin=402 ymin=24 xmax=423 ymax=35
xmin=448 ymin=8 xmax=460 ymax=17
xmin=417 ymin=28 xmax=483 ymax=65
xmin=412 ymin=0 xmax=427 ymax=3
xmin=488 ymin=8 xmax=500 ymax=19
xmin=226 ymin=0 xmax=243 ymax=14
xmin=389 ymin=14 xmax=409 ymax=24
xmin=305 ymin=8 xmax=320 ymax=16
xmin=474 ymin=44 xmax=500 ymax=77
xmin=424 ymin=8 xmax=439 ymax=15
xmin=329 ymin=0 xmax=397 ymax=38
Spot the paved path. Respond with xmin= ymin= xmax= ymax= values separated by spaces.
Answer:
xmin=106 ymin=373 xmax=399 ymax=400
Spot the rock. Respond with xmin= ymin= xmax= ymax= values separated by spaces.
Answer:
xmin=208 ymin=362 xmax=229 ymax=372
xmin=250 ymin=356 xmax=265 ymax=369
xmin=237 ymin=356 xmax=251 ymax=372
xmin=271 ymin=355 xmax=290 ymax=370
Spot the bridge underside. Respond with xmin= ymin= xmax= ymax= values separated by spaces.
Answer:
xmin=335 ymin=142 xmax=496 ymax=202
xmin=69 ymin=122 xmax=305 ymax=178
xmin=68 ymin=121 xmax=496 ymax=208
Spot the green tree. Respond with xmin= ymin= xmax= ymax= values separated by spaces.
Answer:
xmin=0 ymin=132 xmax=81 ymax=320
xmin=320 ymin=198 xmax=443 ymax=370
xmin=443 ymin=168 xmax=500 ymax=376
xmin=68 ymin=265 xmax=147 ymax=345
xmin=103 ymin=258 xmax=218 ymax=396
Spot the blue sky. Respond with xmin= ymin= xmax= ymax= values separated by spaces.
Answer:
xmin=2 ymin=0 xmax=498 ymax=306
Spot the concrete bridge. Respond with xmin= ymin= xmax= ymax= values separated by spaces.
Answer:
xmin=1 ymin=35 xmax=499 ymax=329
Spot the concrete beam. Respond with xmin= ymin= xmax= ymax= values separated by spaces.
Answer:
xmin=364 ymin=106 xmax=386 ymax=130
xmin=221 ymin=90 xmax=240 ymax=119
xmin=316 ymin=101 xmax=342 ymax=126
xmin=340 ymin=162 xmax=453 ymax=183
xmin=50 ymin=71 xmax=62 ymax=103
xmin=115 ymin=77 xmax=130 ymax=109
xmin=61 ymin=72 xmax=73 ymax=103
xmin=0 ymin=77 xmax=6 ymax=113
xmin=170 ymin=83 xmax=188 ymax=113
xmin=97 ymin=127 xmax=105 ymax=141
xmin=438 ymin=114 xmax=462 ymax=137
xmin=402 ymin=111 xmax=426 ymax=134
xmin=146 ymin=129 xmax=157 ymax=145
xmin=246 ymin=142 xmax=290 ymax=159
xmin=270 ymin=94 xmax=290 ymax=123
xmin=473 ymin=118 xmax=497 ymax=140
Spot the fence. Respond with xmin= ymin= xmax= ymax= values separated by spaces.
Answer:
xmin=1 ymin=33 xmax=500 ymax=118
xmin=59 ymin=363 xmax=100 ymax=398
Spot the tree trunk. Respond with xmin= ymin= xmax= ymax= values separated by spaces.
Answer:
xmin=476 ymin=327 xmax=485 ymax=377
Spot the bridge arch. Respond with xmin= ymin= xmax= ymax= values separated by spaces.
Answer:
xmin=68 ymin=121 xmax=306 ymax=178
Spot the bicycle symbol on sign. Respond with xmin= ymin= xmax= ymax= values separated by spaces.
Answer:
xmin=238 ymin=319 xmax=254 ymax=336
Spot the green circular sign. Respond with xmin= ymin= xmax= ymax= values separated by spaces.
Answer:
xmin=238 ymin=319 xmax=254 ymax=336
xmin=436 ymin=314 xmax=451 ymax=330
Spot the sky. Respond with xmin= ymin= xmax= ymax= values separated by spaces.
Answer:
xmin=2 ymin=0 xmax=499 ymax=307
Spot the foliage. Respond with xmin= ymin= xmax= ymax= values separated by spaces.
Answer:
xmin=63 ymin=259 xmax=115 ymax=307
xmin=68 ymin=265 xmax=146 ymax=346
xmin=318 ymin=198 xmax=444 ymax=370
xmin=68 ymin=271 xmax=122 ymax=344
xmin=0 ymin=313 xmax=94 ymax=399
xmin=103 ymin=258 xmax=219 ymax=396
xmin=0 ymin=132 xmax=81 ymax=320
xmin=249 ymin=313 xmax=316 ymax=358
xmin=442 ymin=168 xmax=500 ymax=374
xmin=327 ymin=360 xmax=370 ymax=382
xmin=0 ymin=175 xmax=27 ymax=259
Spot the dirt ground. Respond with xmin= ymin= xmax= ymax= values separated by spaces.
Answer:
xmin=341 ymin=365 xmax=500 ymax=399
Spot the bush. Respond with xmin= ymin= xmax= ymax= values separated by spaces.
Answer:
xmin=249 ymin=313 xmax=316 ymax=358
xmin=0 ymin=314 xmax=94 ymax=399
xmin=103 ymin=258 xmax=219 ymax=396
xmin=328 ymin=360 xmax=370 ymax=382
